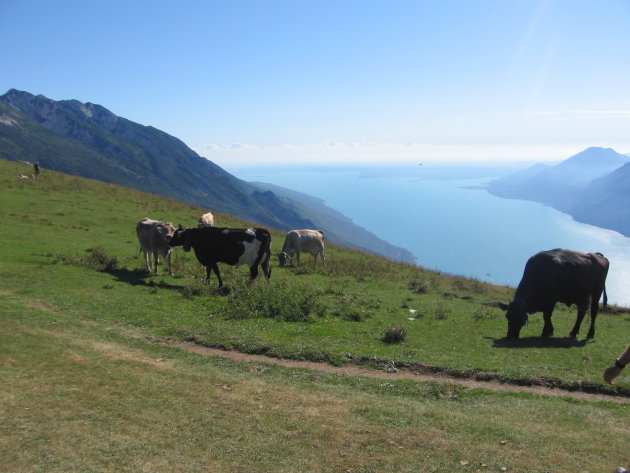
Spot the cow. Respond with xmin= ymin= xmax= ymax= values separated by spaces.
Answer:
xmin=277 ymin=229 xmax=326 ymax=267
xmin=169 ymin=225 xmax=272 ymax=287
xmin=136 ymin=218 xmax=176 ymax=275
xmin=197 ymin=212 xmax=214 ymax=228
xmin=500 ymin=249 xmax=609 ymax=339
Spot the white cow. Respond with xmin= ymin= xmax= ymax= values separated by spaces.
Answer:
xmin=136 ymin=218 xmax=176 ymax=275
xmin=278 ymin=229 xmax=326 ymax=267
xmin=197 ymin=212 xmax=214 ymax=228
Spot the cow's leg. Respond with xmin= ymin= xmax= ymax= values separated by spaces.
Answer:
xmin=541 ymin=304 xmax=555 ymax=337
xmin=296 ymin=251 xmax=301 ymax=265
xmin=249 ymin=264 xmax=259 ymax=283
xmin=570 ymin=301 xmax=589 ymax=338
xmin=261 ymin=258 xmax=271 ymax=281
xmin=166 ymin=250 xmax=173 ymax=275
xmin=585 ymin=298 xmax=599 ymax=339
xmin=210 ymin=262 xmax=223 ymax=287
xmin=143 ymin=249 xmax=152 ymax=272
xmin=586 ymin=302 xmax=599 ymax=338
xmin=154 ymin=253 xmax=160 ymax=275
xmin=322 ymin=250 xmax=326 ymax=265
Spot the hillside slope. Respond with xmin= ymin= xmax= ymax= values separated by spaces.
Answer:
xmin=570 ymin=162 xmax=630 ymax=235
xmin=0 ymin=89 xmax=413 ymax=262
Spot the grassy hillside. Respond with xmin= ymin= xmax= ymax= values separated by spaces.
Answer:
xmin=2 ymin=158 xmax=629 ymax=472
xmin=2 ymin=158 xmax=629 ymax=387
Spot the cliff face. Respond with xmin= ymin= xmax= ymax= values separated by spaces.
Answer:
xmin=0 ymin=89 xmax=415 ymax=263
xmin=487 ymin=147 xmax=630 ymax=236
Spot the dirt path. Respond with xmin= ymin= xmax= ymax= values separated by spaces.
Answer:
xmin=157 ymin=339 xmax=630 ymax=404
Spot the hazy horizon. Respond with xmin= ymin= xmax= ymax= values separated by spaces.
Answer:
xmin=2 ymin=1 xmax=629 ymax=166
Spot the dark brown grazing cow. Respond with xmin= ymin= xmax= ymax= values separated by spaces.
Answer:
xmin=500 ymin=249 xmax=609 ymax=339
xmin=169 ymin=225 xmax=271 ymax=287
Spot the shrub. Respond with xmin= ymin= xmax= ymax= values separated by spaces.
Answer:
xmin=382 ymin=325 xmax=407 ymax=344
xmin=408 ymin=278 xmax=430 ymax=294
xmin=223 ymin=280 xmax=324 ymax=322
xmin=53 ymin=247 xmax=119 ymax=271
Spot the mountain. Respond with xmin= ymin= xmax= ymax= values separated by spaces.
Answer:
xmin=570 ymin=162 xmax=630 ymax=236
xmin=0 ymin=88 xmax=414 ymax=263
xmin=488 ymin=147 xmax=630 ymax=236
xmin=486 ymin=162 xmax=551 ymax=199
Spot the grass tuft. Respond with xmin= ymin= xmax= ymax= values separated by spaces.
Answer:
xmin=382 ymin=325 xmax=407 ymax=344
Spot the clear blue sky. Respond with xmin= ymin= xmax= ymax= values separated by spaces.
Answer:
xmin=1 ymin=0 xmax=629 ymax=165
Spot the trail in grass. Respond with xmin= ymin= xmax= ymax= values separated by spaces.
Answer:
xmin=155 ymin=338 xmax=630 ymax=404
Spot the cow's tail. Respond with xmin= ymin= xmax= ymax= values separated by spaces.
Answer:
xmin=602 ymin=285 xmax=608 ymax=308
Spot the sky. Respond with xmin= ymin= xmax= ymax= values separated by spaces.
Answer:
xmin=1 ymin=0 xmax=630 ymax=166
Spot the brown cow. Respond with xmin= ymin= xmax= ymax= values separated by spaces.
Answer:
xmin=277 ymin=229 xmax=325 ymax=267
xmin=136 ymin=218 xmax=175 ymax=275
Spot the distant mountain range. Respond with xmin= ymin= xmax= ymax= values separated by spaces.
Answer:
xmin=0 ymin=89 xmax=414 ymax=263
xmin=487 ymin=147 xmax=630 ymax=237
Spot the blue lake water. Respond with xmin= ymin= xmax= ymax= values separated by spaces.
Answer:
xmin=231 ymin=165 xmax=630 ymax=306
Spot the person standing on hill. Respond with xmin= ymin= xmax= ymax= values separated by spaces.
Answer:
xmin=603 ymin=344 xmax=630 ymax=383
xmin=33 ymin=161 xmax=40 ymax=177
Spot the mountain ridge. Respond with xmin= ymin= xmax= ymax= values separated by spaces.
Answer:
xmin=0 ymin=88 xmax=414 ymax=263
xmin=487 ymin=147 xmax=630 ymax=236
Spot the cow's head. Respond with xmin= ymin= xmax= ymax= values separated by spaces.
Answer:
xmin=277 ymin=251 xmax=292 ymax=268
xmin=169 ymin=224 xmax=192 ymax=252
xmin=158 ymin=222 xmax=176 ymax=241
xmin=500 ymin=299 xmax=528 ymax=339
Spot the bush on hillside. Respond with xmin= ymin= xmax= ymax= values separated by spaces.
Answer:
xmin=223 ymin=280 xmax=324 ymax=322
xmin=382 ymin=325 xmax=407 ymax=344
xmin=53 ymin=246 xmax=119 ymax=271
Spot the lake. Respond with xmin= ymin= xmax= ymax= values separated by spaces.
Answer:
xmin=230 ymin=164 xmax=630 ymax=306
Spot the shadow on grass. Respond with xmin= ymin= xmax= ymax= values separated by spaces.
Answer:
xmin=106 ymin=268 xmax=184 ymax=291
xmin=490 ymin=336 xmax=589 ymax=349
xmin=109 ymin=268 xmax=235 ymax=297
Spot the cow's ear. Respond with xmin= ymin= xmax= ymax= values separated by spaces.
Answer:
xmin=177 ymin=224 xmax=186 ymax=231
xmin=498 ymin=302 xmax=509 ymax=311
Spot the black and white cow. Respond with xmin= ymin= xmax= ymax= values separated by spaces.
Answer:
xmin=169 ymin=225 xmax=272 ymax=287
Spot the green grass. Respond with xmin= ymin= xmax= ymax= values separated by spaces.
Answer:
xmin=1 ymin=158 xmax=629 ymax=388
xmin=2 ymin=299 xmax=629 ymax=473
xmin=1 ymin=158 xmax=629 ymax=472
